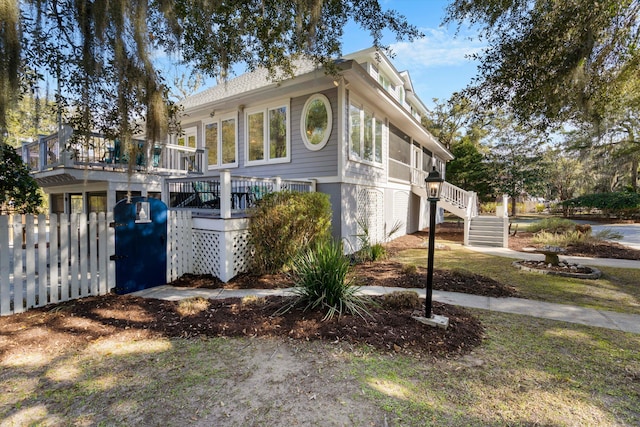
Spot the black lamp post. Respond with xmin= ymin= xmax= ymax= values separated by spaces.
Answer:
xmin=424 ymin=167 xmax=444 ymax=318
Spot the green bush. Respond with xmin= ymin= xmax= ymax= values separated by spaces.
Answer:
xmin=535 ymin=203 xmax=546 ymax=213
xmin=527 ymin=218 xmax=576 ymax=234
xmin=249 ymin=191 xmax=331 ymax=274
xmin=284 ymin=239 xmax=371 ymax=320
xmin=561 ymin=192 xmax=640 ymax=218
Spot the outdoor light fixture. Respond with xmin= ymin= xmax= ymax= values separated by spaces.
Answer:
xmin=425 ymin=167 xmax=444 ymax=201
xmin=417 ymin=166 xmax=449 ymax=328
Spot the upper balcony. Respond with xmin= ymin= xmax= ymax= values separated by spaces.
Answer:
xmin=22 ymin=130 xmax=206 ymax=177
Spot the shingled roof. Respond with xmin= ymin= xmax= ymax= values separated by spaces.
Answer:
xmin=180 ymin=58 xmax=322 ymax=110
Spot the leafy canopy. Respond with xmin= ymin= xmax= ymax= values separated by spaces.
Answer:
xmin=445 ymin=0 xmax=640 ymax=129
xmin=0 ymin=143 xmax=42 ymax=214
xmin=0 ymin=0 xmax=422 ymax=153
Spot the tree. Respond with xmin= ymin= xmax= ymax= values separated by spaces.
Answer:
xmin=543 ymin=149 xmax=587 ymax=215
xmin=445 ymin=0 xmax=640 ymax=129
xmin=422 ymin=96 xmax=493 ymax=198
xmin=422 ymin=95 xmax=474 ymax=150
xmin=1 ymin=0 xmax=422 ymax=161
xmin=486 ymin=113 xmax=548 ymax=216
xmin=0 ymin=143 xmax=42 ymax=214
xmin=4 ymin=95 xmax=58 ymax=148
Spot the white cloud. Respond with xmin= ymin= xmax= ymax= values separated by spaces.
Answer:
xmin=389 ymin=27 xmax=485 ymax=70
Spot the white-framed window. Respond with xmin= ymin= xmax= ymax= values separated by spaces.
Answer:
xmin=245 ymin=101 xmax=290 ymax=165
xmin=175 ymin=126 xmax=197 ymax=148
xmin=378 ymin=72 xmax=391 ymax=91
xmin=349 ymin=100 xmax=384 ymax=165
xmin=301 ymin=93 xmax=332 ymax=151
xmin=203 ymin=113 xmax=238 ymax=168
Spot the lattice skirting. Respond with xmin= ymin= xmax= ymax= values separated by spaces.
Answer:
xmin=192 ymin=229 xmax=222 ymax=278
xmin=232 ymin=232 xmax=253 ymax=276
xmin=191 ymin=228 xmax=253 ymax=281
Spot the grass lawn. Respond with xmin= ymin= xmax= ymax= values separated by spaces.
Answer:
xmin=397 ymin=243 xmax=640 ymax=315
xmin=1 ymin=243 xmax=639 ymax=426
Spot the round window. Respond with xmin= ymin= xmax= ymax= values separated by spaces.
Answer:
xmin=301 ymin=94 xmax=332 ymax=151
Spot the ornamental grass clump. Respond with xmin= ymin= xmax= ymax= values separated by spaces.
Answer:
xmin=284 ymin=239 xmax=371 ymax=321
xmin=527 ymin=217 xmax=576 ymax=234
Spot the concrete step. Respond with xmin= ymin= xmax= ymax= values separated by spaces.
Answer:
xmin=467 ymin=216 xmax=507 ymax=248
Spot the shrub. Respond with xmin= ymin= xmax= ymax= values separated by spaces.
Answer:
xmin=284 ymin=239 xmax=370 ymax=320
xmin=401 ymin=264 xmax=418 ymax=275
xmin=353 ymin=218 xmax=402 ymax=263
xmin=381 ymin=291 xmax=421 ymax=310
xmin=561 ymin=192 xmax=640 ymax=218
xmin=532 ymin=230 xmax=587 ymax=247
xmin=593 ymin=228 xmax=623 ymax=240
xmin=480 ymin=202 xmax=496 ymax=214
xmin=249 ymin=191 xmax=332 ymax=274
xmin=527 ymin=217 xmax=576 ymax=234
xmin=535 ymin=203 xmax=546 ymax=213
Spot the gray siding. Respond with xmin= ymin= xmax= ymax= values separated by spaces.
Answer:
xmin=316 ymin=183 xmax=342 ymax=241
xmin=229 ymin=88 xmax=339 ymax=179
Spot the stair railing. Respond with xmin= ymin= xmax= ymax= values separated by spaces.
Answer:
xmin=440 ymin=181 xmax=478 ymax=220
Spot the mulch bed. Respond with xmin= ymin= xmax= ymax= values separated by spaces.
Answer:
xmin=169 ymin=263 xmax=518 ymax=299
xmin=0 ymin=293 xmax=483 ymax=358
xmin=509 ymin=231 xmax=640 ymax=260
xmin=3 ymin=221 xmax=638 ymax=361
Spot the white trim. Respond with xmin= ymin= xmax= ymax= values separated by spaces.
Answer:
xmin=245 ymin=100 xmax=291 ymax=166
xmin=348 ymin=96 xmax=385 ymax=167
xmin=203 ymin=112 xmax=239 ymax=170
xmin=300 ymin=94 xmax=332 ymax=151
xmin=174 ymin=126 xmax=197 ymax=149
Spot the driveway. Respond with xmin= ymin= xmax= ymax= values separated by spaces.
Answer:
xmin=591 ymin=223 xmax=640 ymax=250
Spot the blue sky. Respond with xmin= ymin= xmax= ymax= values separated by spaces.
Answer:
xmin=162 ymin=0 xmax=483 ymax=109
xmin=341 ymin=0 xmax=484 ymax=108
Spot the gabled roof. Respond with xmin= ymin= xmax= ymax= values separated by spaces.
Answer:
xmin=180 ymin=58 xmax=321 ymax=110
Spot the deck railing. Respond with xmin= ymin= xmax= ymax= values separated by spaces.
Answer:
xmin=166 ymin=172 xmax=316 ymax=218
xmin=22 ymin=132 xmax=205 ymax=175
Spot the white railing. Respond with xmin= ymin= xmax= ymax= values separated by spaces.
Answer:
xmin=166 ymin=172 xmax=316 ymax=218
xmin=22 ymin=132 xmax=206 ymax=175
xmin=440 ymin=181 xmax=478 ymax=218
xmin=0 ymin=213 xmax=115 ymax=316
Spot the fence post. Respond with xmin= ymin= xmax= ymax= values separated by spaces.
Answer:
xmin=50 ymin=215 xmax=59 ymax=303
xmin=12 ymin=217 xmax=23 ymax=313
xmin=273 ymin=176 xmax=282 ymax=192
xmin=0 ymin=216 xmax=10 ymax=315
xmin=37 ymin=214 xmax=47 ymax=307
xmin=220 ymin=170 xmax=231 ymax=219
xmin=25 ymin=215 xmax=36 ymax=309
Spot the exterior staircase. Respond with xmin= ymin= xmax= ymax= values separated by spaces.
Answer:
xmin=411 ymin=176 xmax=509 ymax=248
xmin=467 ymin=216 xmax=508 ymax=247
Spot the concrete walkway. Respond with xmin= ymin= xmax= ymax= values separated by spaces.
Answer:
xmin=133 ymin=281 xmax=640 ymax=335
xmin=465 ymin=245 xmax=640 ymax=269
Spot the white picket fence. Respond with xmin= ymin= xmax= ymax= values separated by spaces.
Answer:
xmin=0 ymin=213 xmax=114 ymax=316
xmin=167 ymin=210 xmax=193 ymax=282
xmin=0 ymin=211 xmax=192 ymax=316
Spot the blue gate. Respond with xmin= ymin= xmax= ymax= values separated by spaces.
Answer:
xmin=112 ymin=197 xmax=167 ymax=294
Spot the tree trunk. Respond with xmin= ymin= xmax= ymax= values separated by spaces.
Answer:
xmin=511 ymin=196 xmax=517 ymax=217
xmin=631 ymin=155 xmax=638 ymax=192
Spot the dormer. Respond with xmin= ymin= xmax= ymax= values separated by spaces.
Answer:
xmin=343 ymin=48 xmax=427 ymax=122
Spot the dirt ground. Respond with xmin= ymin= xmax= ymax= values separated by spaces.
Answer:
xmin=3 ymin=222 xmax=638 ymax=362
xmin=2 ymin=223 xmax=640 ymax=425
